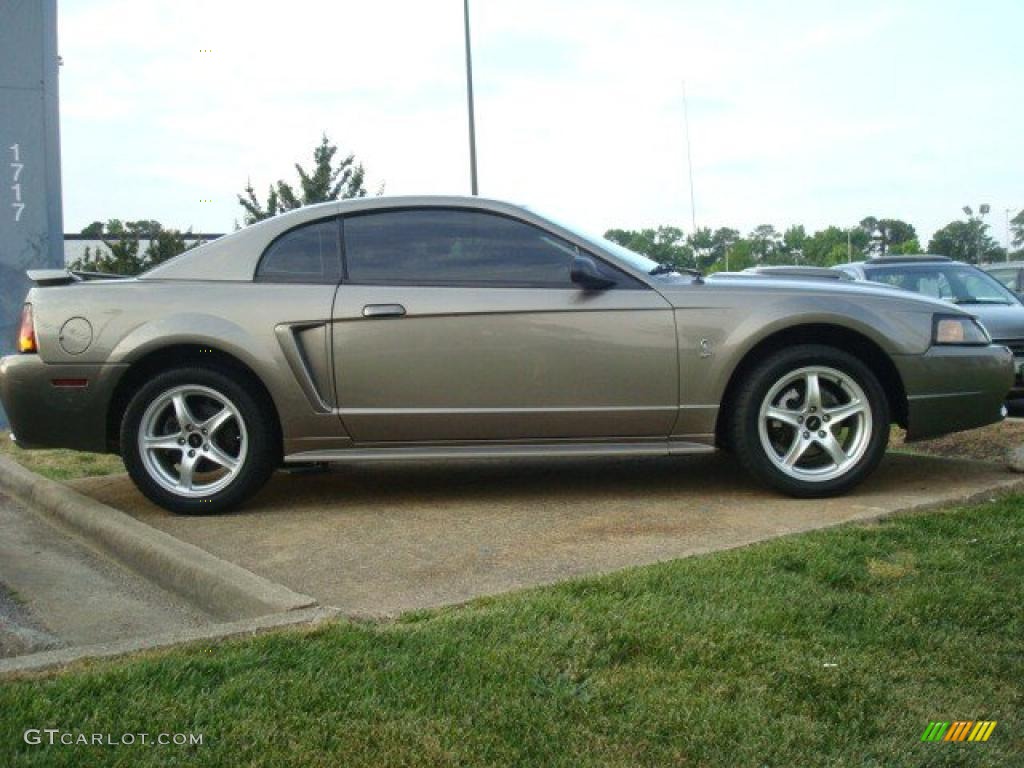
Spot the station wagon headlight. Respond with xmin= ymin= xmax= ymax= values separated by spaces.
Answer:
xmin=932 ymin=314 xmax=990 ymax=346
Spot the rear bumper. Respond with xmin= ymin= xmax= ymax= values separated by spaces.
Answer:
xmin=895 ymin=345 xmax=1014 ymax=441
xmin=0 ymin=354 xmax=126 ymax=452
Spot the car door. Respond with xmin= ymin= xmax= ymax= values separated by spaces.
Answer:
xmin=330 ymin=207 xmax=678 ymax=443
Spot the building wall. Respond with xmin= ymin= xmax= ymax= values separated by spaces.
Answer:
xmin=0 ymin=0 xmax=63 ymax=426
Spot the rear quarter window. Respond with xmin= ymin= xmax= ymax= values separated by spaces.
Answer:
xmin=256 ymin=218 xmax=341 ymax=284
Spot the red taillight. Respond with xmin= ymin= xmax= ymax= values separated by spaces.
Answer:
xmin=18 ymin=304 xmax=37 ymax=353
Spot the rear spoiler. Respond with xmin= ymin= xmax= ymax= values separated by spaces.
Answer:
xmin=26 ymin=269 xmax=130 ymax=286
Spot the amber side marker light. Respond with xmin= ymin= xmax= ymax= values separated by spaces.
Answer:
xmin=18 ymin=304 xmax=37 ymax=353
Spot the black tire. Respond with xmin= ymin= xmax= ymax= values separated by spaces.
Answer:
xmin=729 ymin=344 xmax=890 ymax=498
xmin=120 ymin=366 xmax=278 ymax=514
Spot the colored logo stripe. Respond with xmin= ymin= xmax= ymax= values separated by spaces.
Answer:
xmin=974 ymin=721 xmax=997 ymax=742
xmin=945 ymin=721 xmax=972 ymax=741
xmin=921 ymin=721 xmax=996 ymax=742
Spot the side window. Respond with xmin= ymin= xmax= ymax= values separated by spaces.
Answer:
xmin=256 ymin=219 xmax=341 ymax=283
xmin=871 ymin=268 xmax=952 ymax=299
xmin=956 ymin=270 xmax=1012 ymax=302
xmin=988 ymin=268 xmax=1016 ymax=291
xmin=342 ymin=208 xmax=634 ymax=288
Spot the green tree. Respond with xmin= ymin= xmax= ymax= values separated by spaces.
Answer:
xmin=891 ymin=237 xmax=922 ymax=255
xmin=803 ymin=227 xmax=868 ymax=266
xmin=781 ymin=225 xmax=807 ymax=263
xmin=69 ymin=220 xmax=197 ymax=275
xmin=928 ymin=206 xmax=1001 ymax=263
xmin=706 ymin=238 xmax=756 ymax=273
xmin=604 ymin=226 xmax=694 ymax=268
xmin=859 ymin=217 xmax=917 ymax=256
xmin=238 ymin=134 xmax=371 ymax=225
xmin=708 ymin=227 xmax=740 ymax=270
xmin=698 ymin=236 xmax=754 ymax=273
xmin=748 ymin=224 xmax=781 ymax=263
xmin=1011 ymin=209 xmax=1024 ymax=250
xmin=686 ymin=227 xmax=714 ymax=271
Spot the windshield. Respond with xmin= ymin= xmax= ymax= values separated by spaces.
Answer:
xmin=526 ymin=207 xmax=675 ymax=278
xmin=865 ymin=264 xmax=1020 ymax=305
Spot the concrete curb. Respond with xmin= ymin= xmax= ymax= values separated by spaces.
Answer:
xmin=0 ymin=606 xmax=339 ymax=677
xmin=0 ymin=455 xmax=317 ymax=621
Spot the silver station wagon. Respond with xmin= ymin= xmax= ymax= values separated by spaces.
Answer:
xmin=0 ymin=197 xmax=1013 ymax=513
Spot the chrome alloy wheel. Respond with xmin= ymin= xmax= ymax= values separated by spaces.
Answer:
xmin=137 ymin=385 xmax=248 ymax=498
xmin=757 ymin=365 xmax=872 ymax=483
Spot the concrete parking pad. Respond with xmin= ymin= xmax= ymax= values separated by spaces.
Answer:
xmin=71 ymin=452 xmax=1022 ymax=617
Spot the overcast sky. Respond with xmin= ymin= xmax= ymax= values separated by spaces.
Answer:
xmin=58 ymin=0 xmax=1022 ymax=246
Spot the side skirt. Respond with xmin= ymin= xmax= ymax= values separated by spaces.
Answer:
xmin=284 ymin=439 xmax=715 ymax=464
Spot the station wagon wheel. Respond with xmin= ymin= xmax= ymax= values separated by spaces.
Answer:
xmin=120 ymin=366 xmax=279 ymax=514
xmin=138 ymin=384 xmax=248 ymax=498
xmin=730 ymin=344 xmax=890 ymax=498
xmin=757 ymin=366 xmax=871 ymax=482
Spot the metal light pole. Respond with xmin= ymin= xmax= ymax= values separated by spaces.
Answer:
xmin=463 ymin=0 xmax=479 ymax=195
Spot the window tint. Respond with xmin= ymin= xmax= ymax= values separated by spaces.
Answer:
xmin=256 ymin=219 xmax=340 ymax=283
xmin=343 ymin=209 xmax=629 ymax=287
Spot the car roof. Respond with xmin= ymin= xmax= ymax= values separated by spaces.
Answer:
xmin=844 ymin=255 xmax=966 ymax=270
xmin=139 ymin=195 xmax=643 ymax=283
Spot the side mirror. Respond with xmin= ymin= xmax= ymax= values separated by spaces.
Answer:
xmin=571 ymin=255 xmax=616 ymax=290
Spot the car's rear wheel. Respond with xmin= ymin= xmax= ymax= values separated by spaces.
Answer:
xmin=120 ymin=367 xmax=277 ymax=514
xmin=730 ymin=345 xmax=890 ymax=497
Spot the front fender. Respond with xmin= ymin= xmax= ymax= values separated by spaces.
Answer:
xmin=675 ymin=293 xmax=935 ymax=409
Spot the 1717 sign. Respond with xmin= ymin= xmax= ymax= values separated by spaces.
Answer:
xmin=9 ymin=143 xmax=25 ymax=222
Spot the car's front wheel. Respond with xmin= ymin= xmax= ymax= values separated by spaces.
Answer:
xmin=120 ymin=367 xmax=277 ymax=514
xmin=730 ymin=345 xmax=890 ymax=497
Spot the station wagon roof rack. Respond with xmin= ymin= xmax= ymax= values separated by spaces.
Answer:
xmin=865 ymin=255 xmax=952 ymax=264
xmin=740 ymin=266 xmax=853 ymax=280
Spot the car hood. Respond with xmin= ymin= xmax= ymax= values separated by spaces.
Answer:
xmin=957 ymin=303 xmax=1024 ymax=341
xmin=659 ymin=272 xmax=967 ymax=314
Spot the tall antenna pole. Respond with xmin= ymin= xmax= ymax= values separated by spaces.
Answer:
xmin=682 ymin=81 xmax=697 ymax=233
xmin=463 ymin=0 xmax=479 ymax=195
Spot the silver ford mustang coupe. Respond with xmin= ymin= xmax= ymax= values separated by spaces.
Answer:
xmin=0 ymin=196 xmax=1013 ymax=513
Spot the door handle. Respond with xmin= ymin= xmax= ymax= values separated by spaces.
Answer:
xmin=362 ymin=303 xmax=406 ymax=318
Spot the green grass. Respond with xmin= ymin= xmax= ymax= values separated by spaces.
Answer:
xmin=2 ymin=498 xmax=1022 ymax=767
xmin=0 ymin=431 xmax=123 ymax=481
